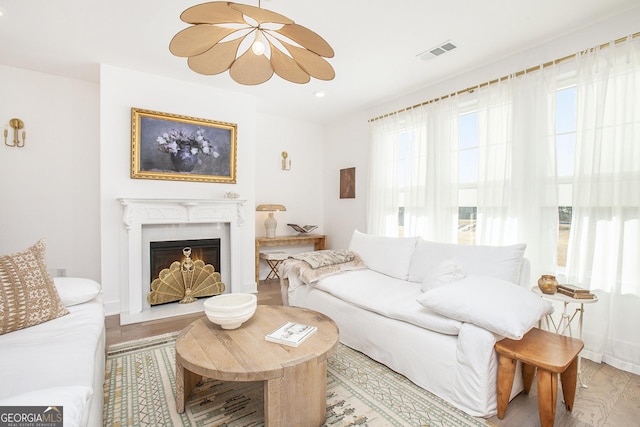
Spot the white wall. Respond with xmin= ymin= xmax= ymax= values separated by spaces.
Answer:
xmin=324 ymin=8 xmax=640 ymax=247
xmin=0 ymin=62 xmax=329 ymax=316
xmin=322 ymin=114 xmax=369 ymax=250
xmin=0 ymin=65 xmax=100 ymax=280
xmin=99 ymin=65 xmax=258 ymax=314
xmin=254 ymin=113 xmax=325 ymax=276
xmin=254 ymin=113 xmax=325 ymax=234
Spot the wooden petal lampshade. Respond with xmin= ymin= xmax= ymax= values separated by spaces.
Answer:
xmin=169 ymin=1 xmax=335 ymax=85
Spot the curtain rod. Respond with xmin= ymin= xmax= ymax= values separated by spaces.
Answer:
xmin=368 ymin=31 xmax=640 ymax=123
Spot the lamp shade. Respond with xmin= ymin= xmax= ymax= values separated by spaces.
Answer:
xmin=256 ymin=204 xmax=286 ymax=212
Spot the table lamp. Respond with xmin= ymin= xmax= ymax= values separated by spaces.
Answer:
xmin=256 ymin=204 xmax=286 ymax=238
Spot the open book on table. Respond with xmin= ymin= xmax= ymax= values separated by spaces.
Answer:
xmin=265 ymin=321 xmax=317 ymax=347
xmin=287 ymin=224 xmax=318 ymax=234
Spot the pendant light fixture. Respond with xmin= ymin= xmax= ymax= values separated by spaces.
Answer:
xmin=169 ymin=1 xmax=335 ymax=85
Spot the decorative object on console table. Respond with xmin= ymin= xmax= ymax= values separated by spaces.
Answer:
xmin=287 ymin=223 xmax=318 ymax=234
xmin=256 ymin=204 xmax=287 ymax=238
xmin=537 ymin=274 xmax=558 ymax=294
xmin=130 ymin=107 xmax=237 ymax=183
xmin=265 ymin=321 xmax=317 ymax=347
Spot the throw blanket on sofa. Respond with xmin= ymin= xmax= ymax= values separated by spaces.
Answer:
xmin=292 ymin=249 xmax=355 ymax=268
xmin=280 ymin=250 xmax=366 ymax=286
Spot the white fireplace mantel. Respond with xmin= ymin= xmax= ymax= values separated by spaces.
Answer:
xmin=118 ymin=198 xmax=246 ymax=325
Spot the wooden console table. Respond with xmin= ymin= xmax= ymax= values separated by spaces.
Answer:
xmin=255 ymin=234 xmax=327 ymax=283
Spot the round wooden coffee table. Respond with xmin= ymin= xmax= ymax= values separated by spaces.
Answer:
xmin=175 ymin=304 xmax=339 ymax=426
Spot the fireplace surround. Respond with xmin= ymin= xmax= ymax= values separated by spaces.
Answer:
xmin=118 ymin=198 xmax=246 ymax=325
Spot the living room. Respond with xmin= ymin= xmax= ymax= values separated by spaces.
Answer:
xmin=1 ymin=1 xmax=639 ymax=426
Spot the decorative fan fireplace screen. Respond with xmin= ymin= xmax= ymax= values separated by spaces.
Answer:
xmin=147 ymin=239 xmax=225 ymax=305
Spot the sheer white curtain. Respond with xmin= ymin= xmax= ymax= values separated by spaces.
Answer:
xmin=368 ymin=113 xmax=407 ymax=236
xmin=367 ymin=34 xmax=640 ymax=374
xmin=368 ymin=99 xmax=458 ymax=240
xmin=566 ymin=36 xmax=640 ymax=374
xmin=474 ymin=70 xmax=560 ymax=279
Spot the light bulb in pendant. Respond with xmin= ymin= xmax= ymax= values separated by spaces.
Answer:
xmin=251 ymin=30 xmax=265 ymax=55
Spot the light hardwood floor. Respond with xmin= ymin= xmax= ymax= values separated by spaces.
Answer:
xmin=105 ymin=280 xmax=640 ymax=426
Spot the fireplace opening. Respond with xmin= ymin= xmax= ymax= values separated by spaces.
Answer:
xmin=150 ymin=238 xmax=221 ymax=288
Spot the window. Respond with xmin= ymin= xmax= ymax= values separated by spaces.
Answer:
xmin=391 ymin=80 xmax=578 ymax=266
xmin=396 ymin=130 xmax=412 ymax=237
xmin=457 ymin=111 xmax=479 ymax=184
xmin=555 ymin=85 xmax=577 ymax=266
xmin=458 ymin=207 xmax=477 ymax=245
xmin=457 ymin=110 xmax=479 ymax=244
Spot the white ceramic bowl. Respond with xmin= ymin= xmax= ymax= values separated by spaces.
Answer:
xmin=203 ymin=293 xmax=257 ymax=330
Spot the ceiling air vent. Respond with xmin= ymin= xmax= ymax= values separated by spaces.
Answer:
xmin=418 ymin=40 xmax=457 ymax=61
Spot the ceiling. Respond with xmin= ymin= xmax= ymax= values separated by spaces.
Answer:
xmin=1 ymin=0 xmax=638 ymax=124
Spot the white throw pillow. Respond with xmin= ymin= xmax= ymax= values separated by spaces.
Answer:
xmin=416 ymin=275 xmax=553 ymax=339
xmin=53 ymin=277 xmax=101 ymax=306
xmin=408 ymin=239 xmax=526 ymax=284
xmin=0 ymin=386 xmax=92 ymax=427
xmin=348 ymin=230 xmax=418 ymax=280
xmin=420 ymin=258 xmax=465 ymax=292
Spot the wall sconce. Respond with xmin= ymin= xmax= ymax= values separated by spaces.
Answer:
xmin=4 ymin=118 xmax=26 ymax=148
xmin=281 ymin=151 xmax=291 ymax=171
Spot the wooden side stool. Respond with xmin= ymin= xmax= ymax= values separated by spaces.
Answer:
xmin=495 ymin=327 xmax=584 ymax=427
xmin=259 ymin=252 xmax=289 ymax=281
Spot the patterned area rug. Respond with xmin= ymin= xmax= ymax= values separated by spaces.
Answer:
xmin=103 ymin=332 xmax=488 ymax=427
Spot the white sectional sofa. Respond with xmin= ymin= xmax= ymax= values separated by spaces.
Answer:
xmin=281 ymin=230 xmax=552 ymax=417
xmin=0 ymin=241 xmax=105 ymax=427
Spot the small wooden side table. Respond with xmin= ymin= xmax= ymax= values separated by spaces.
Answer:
xmin=259 ymin=252 xmax=289 ymax=280
xmin=495 ymin=327 xmax=584 ymax=427
xmin=531 ymin=286 xmax=598 ymax=387
xmin=255 ymin=234 xmax=326 ymax=283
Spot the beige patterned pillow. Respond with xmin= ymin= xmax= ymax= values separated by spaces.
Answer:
xmin=0 ymin=239 xmax=69 ymax=335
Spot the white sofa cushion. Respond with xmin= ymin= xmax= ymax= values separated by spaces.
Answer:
xmin=315 ymin=269 xmax=463 ymax=335
xmin=408 ymin=239 xmax=526 ymax=284
xmin=421 ymin=258 xmax=466 ymax=292
xmin=54 ymin=277 xmax=101 ymax=306
xmin=416 ymin=275 xmax=553 ymax=339
xmin=348 ymin=230 xmax=418 ymax=280
xmin=0 ymin=300 xmax=105 ymax=399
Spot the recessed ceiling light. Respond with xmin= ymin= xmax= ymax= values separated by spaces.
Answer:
xmin=314 ymin=91 xmax=326 ymax=98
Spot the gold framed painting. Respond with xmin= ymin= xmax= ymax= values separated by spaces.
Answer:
xmin=131 ymin=108 xmax=237 ymax=183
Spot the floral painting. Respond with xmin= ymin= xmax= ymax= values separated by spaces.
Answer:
xmin=131 ymin=108 xmax=237 ymax=183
